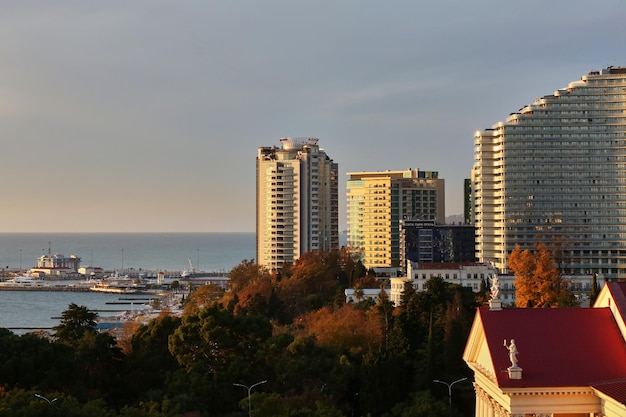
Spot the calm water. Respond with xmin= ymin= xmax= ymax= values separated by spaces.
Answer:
xmin=0 ymin=290 xmax=149 ymax=332
xmin=0 ymin=232 xmax=255 ymax=273
xmin=0 ymin=233 xmax=255 ymax=332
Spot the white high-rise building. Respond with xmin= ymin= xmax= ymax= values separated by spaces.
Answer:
xmin=473 ymin=67 xmax=626 ymax=279
xmin=256 ymin=137 xmax=338 ymax=271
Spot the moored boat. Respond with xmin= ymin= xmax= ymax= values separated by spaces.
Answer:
xmin=89 ymin=274 xmax=144 ymax=294
xmin=0 ymin=276 xmax=49 ymax=288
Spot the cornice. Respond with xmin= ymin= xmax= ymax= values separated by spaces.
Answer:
xmin=504 ymin=387 xmax=594 ymax=397
xmin=468 ymin=360 xmax=497 ymax=384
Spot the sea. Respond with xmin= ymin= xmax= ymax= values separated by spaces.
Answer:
xmin=0 ymin=232 xmax=255 ymax=333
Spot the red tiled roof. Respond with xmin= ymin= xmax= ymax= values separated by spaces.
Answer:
xmin=593 ymin=378 xmax=626 ymax=405
xmin=478 ymin=307 xmax=626 ymax=389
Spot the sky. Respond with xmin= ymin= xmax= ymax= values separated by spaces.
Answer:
xmin=1 ymin=1 xmax=626 ymax=233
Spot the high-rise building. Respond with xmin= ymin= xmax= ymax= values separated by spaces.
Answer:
xmin=347 ymin=169 xmax=445 ymax=268
xmin=256 ymin=137 xmax=338 ymax=271
xmin=473 ymin=67 xmax=626 ymax=279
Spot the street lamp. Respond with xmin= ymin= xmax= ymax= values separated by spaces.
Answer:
xmin=34 ymin=394 xmax=57 ymax=404
xmin=233 ymin=380 xmax=267 ymax=417
xmin=433 ymin=377 xmax=467 ymax=417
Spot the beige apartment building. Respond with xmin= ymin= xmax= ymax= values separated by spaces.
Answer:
xmin=256 ymin=137 xmax=338 ymax=272
xmin=347 ymin=169 xmax=444 ymax=269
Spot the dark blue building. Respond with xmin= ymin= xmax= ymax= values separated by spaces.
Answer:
xmin=400 ymin=219 xmax=476 ymax=272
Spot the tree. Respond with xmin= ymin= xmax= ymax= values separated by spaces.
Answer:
xmin=508 ymin=243 xmax=574 ymax=308
xmin=53 ymin=303 xmax=98 ymax=345
xmin=383 ymin=390 xmax=450 ymax=417
xmin=0 ymin=329 xmax=75 ymax=391
xmin=589 ymin=272 xmax=600 ymax=306
xmin=124 ymin=314 xmax=182 ymax=404
xmin=300 ymin=304 xmax=383 ymax=354
xmin=183 ymin=283 xmax=225 ymax=315
xmin=169 ymin=304 xmax=272 ymax=379
xmin=227 ymin=259 xmax=271 ymax=293
xmin=277 ymin=251 xmax=342 ymax=318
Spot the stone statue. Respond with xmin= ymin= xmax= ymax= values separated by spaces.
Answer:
xmin=490 ymin=275 xmax=500 ymax=300
xmin=504 ymin=339 xmax=518 ymax=368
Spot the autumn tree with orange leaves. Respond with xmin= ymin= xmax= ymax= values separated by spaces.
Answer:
xmin=300 ymin=304 xmax=383 ymax=354
xmin=508 ymin=243 xmax=575 ymax=308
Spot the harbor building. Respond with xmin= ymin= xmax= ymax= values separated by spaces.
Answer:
xmin=400 ymin=219 xmax=476 ymax=273
xmin=28 ymin=246 xmax=81 ymax=277
xmin=256 ymin=137 xmax=339 ymax=272
xmin=473 ymin=67 xmax=626 ymax=279
xmin=347 ymin=169 xmax=445 ymax=269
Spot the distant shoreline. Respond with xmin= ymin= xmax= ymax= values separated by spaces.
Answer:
xmin=0 ymin=231 xmax=256 ymax=234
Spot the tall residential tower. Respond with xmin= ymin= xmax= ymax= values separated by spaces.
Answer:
xmin=473 ymin=67 xmax=626 ymax=279
xmin=347 ymin=169 xmax=445 ymax=268
xmin=257 ymin=137 xmax=338 ymax=271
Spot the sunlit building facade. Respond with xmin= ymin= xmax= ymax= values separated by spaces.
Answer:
xmin=256 ymin=137 xmax=338 ymax=271
xmin=347 ymin=169 xmax=445 ymax=269
xmin=473 ymin=67 xmax=626 ymax=279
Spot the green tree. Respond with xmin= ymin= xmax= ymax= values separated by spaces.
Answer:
xmin=0 ymin=329 xmax=75 ymax=391
xmin=589 ymin=272 xmax=600 ymax=306
xmin=123 ymin=314 xmax=182 ymax=405
xmin=383 ymin=390 xmax=451 ymax=417
xmin=375 ymin=288 xmax=395 ymax=349
xmin=0 ymin=389 xmax=116 ymax=417
xmin=52 ymin=303 xmax=98 ymax=345
xmin=168 ymin=304 xmax=272 ymax=383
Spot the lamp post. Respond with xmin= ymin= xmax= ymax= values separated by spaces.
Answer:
xmin=34 ymin=393 xmax=57 ymax=404
xmin=433 ymin=377 xmax=467 ymax=417
xmin=233 ymin=380 xmax=267 ymax=417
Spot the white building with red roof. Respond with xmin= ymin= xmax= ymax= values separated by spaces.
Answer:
xmin=463 ymin=282 xmax=626 ymax=416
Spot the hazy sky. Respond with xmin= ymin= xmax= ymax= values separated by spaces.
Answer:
xmin=2 ymin=1 xmax=625 ymax=232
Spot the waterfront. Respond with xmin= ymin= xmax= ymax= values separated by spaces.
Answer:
xmin=0 ymin=232 xmax=255 ymax=273
xmin=0 ymin=232 xmax=255 ymax=333
xmin=0 ymin=290 xmax=154 ymax=333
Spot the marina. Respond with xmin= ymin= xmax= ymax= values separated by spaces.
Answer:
xmin=0 ymin=232 xmax=254 ymax=333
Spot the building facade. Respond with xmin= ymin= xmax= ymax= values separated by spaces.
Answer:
xmin=400 ymin=219 xmax=476 ymax=272
xmin=256 ymin=137 xmax=338 ymax=271
xmin=347 ymin=169 xmax=445 ymax=269
xmin=473 ymin=67 xmax=626 ymax=279
xmin=30 ymin=252 xmax=81 ymax=277
xmin=389 ymin=261 xmax=497 ymax=305
xmin=463 ymin=282 xmax=626 ymax=417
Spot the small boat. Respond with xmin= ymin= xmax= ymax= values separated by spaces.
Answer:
xmin=90 ymin=282 xmax=138 ymax=294
xmin=180 ymin=258 xmax=195 ymax=279
xmin=0 ymin=276 xmax=49 ymax=287
xmin=89 ymin=274 xmax=144 ymax=294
